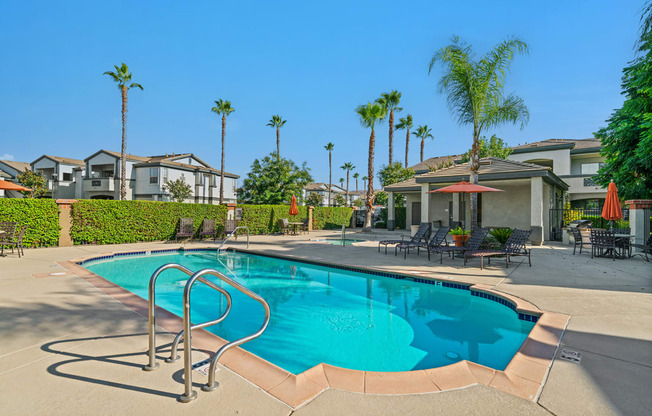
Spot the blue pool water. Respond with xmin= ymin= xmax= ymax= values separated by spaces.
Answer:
xmin=85 ymin=250 xmax=535 ymax=374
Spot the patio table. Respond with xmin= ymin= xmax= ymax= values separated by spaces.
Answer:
xmin=288 ymin=222 xmax=303 ymax=236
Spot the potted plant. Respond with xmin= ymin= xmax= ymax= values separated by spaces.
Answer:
xmin=450 ymin=226 xmax=470 ymax=246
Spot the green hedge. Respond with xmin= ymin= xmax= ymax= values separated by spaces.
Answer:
xmin=378 ymin=207 xmax=407 ymax=229
xmin=71 ymin=200 xmax=228 ymax=244
xmin=313 ymin=207 xmax=354 ymax=229
xmin=238 ymin=205 xmax=352 ymax=233
xmin=0 ymin=199 xmax=60 ymax=247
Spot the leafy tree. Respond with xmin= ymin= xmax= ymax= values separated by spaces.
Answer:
xmin=378 ymin=162 xmax=414 ymax=206
xmin=267 ymin=115 xmax=287 ymax=159
xmin=355 ymin=102 xmax=387 ymax=230
xmin=353 ymin=198 xmax=364 ymax=208
xmin=163 ymin=174 xmax=193 ymax=202
xmin=413 ymin=125 xmax=434 ymax=162
xmin=594 ymin=4 xmax=652 ymax=199
xmin=306 ymin=192 xmax=323 ymax=207
xmin=460 ymin=135 xmax=512 ymax=162
xmin=429 ymin=36 xmax=529 ymax=230
xmin=211 ymin=99 xmax=235 ymax=204
xmin=239 ymin=153 xmax=313 ymax=204
xmin=334 ymin=194 xmax=346 ymax=207
xmin=374 ymin=191 xmax=388 ymax=206
xmin=103 ymin=63 xmax=143 ymax=200
xmin=376 ymin=90 xmax=403 ymax=165
xmin=395 ymin=114 xmax=413 ymax=167
xmin=324 ymin=142 xmax=334 ymax=206
xmin=16 ymin=169 xmax=47 ymax=198
xmin=340 ymin=162 xmax=355 ymax=206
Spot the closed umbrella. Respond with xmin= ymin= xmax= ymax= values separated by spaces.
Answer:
xmin=289 ymin=195 xmax=299 ymax=217
xmin=601 ymin=181 xmax=622 ymax=229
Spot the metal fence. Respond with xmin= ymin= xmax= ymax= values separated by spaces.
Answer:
xmin=548 ymin=208 xmax=631 ymax=241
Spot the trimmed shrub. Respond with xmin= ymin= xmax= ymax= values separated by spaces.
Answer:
xmin=312 ymin=207 xmax=354 ymax=229
xmin=0 ymin=198 xmax=60 ymax=247
xmin=71 ymin=200 xmax=228 ymax=244
xmin=378 ymin=207 xmax=407 ymax=229
xmin=238 ymin=205 xmax=309 ymax=234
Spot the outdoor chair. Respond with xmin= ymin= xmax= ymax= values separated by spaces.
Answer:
xmin=199 ymin=219 xmax=217 ymax=241
xmin=0 ymin=224 xmax=26 ymax=258
xmin=221 ymin=219 xmax=238 ymax=240
xmin=0 ymin=221 xmax=17 ymax=245
xmin=396 ymin=226 xmax=450 ymax=260
xmin=613 ymin=227 xmax=632 ymax=256
xmin=378 ymin=223 xmax=431 ymax=255
xmin=430 ymin=227 xmax=489 ymax=264
xmin=591 ymin=229 xmax=616 ymax=261
xmin=570 ymin=226 xmax=591 ymax=255
xmin=300 ymin=218 xmax=310 ymax=234
xmin=630 ymin=234 xmax=651 ymax=262
xmin=463 ymin=229 xmax=532 ymax=269
xmin=278 ymin=218 xmax=291 ymax=235
xmin=175 ymin=218 xmax=194 ymax=242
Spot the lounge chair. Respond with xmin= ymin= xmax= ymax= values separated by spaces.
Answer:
xmin=430 ymin=227 xmax=489 ymax=264
xmin=570 ymin=226 xmax=591 ymax=255
xmin=199 ymin=219 xmax=217 ymax=241
xmin=463 ymin=229 xmax=532 ymax=269
xmin=222 ymin=219 xmax=238 ymax=239
xmin=175 ymin=218 xmax=194 ymax=242
xmin=396 ymin=226 xmax=450 ymax=260
xmin=0 ymin=224 xmax=25 ymax=258
xmin=378 ymin=223 xmax=431 ymax=255
xmin=630 ymin=234 xmax=651 ymax=262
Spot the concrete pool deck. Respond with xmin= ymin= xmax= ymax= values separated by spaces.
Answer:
xmin=0 ymin=230 xmax=650 ymax=415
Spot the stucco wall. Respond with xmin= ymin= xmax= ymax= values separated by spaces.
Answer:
xmin=509 ymin=148 xmax=571 ymax=176
xmin=480 ymin=182 xmax=531 ymax=230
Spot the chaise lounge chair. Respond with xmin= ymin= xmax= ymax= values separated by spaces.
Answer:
xmin=396 ymin=226 xmax=450 ymax=260
xmin=429 ymin=227 xmax=489 ymax=264
xmin=378 ymin=223 xmax=431 ymax=255
xmin=463 ymin=229 xmax=532 ymax=269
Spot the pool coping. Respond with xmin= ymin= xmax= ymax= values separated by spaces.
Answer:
xmin=59 ymin=246 xmax=569 ymax=408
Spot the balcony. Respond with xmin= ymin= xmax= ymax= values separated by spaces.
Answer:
xmin=561 ymin=175 xmax=606 ymax=195
xmin=83 ymin=177 xmax=115 ymax=192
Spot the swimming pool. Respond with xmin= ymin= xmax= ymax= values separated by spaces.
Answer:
xmin=83 ymin=249 xmax=536 ymax=375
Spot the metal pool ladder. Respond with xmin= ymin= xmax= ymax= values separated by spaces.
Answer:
xmin=217 ymin=225 xmax=250 ymax=251
xmin=143 ymin=263 xmax=270 ymax=403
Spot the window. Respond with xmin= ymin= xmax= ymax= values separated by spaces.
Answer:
xmin=62 ymin=172 xmax=72 ymax=181
xmin=581 ymin=162 xmax=603 ymax=175
xmin=162 ymin=167 xmax=168 ymax=183
xmin=149 ymin=167 xmax=159 ymax=184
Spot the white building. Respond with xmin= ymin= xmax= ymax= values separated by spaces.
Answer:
xmin=31 ymin=155 xmax=85 ymax=199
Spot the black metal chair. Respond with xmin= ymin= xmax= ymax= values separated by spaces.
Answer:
xmin=613 ymin=227 xmax=632 ymax=257
xmin=199 ymin=219 xmax=217 ymax=241
xmin=570 ymin=226 xmax=591 ymax=255
xmin=396 ymin=226 xmax=450 ymax=260
xmin=378 ymin=223 xmax=431 ymax=255
xmin=630 ymin=234 xmax=652 ymax=262
xmin=591 ymin=229 xmax=616 ymax=261
xmin=464 ymin=229 xmax=532 ymax=269
xmin=175 ymin=218 xmax=194 ymax=242
xmin=430 ymin=228 xmax=489 ymax=264
xmin=0 ymin=223 xmax=25 ymax=258
xmin=222 ymin=219 xmax=238 ymax=239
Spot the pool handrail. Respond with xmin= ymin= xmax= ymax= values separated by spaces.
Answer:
xmin=181 ymin=268 xmax=271 ymax=402
xmin=218 ymin=225 xmax=250 ymax=251
xmin=143 ymin=263 xmax=232 ymax=372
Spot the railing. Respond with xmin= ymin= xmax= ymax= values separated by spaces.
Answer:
xmin=143 ymin=263 xmax=270 ymax=403
xmin=217 ymin=226 xmax=250 ymax=251
xmin=548 ymin=208 xmax=631 ymax=241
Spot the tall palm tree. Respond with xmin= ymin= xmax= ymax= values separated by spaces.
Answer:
xmin=324 ymin=142 xmax=334 ymax=206
xmin=362 ymin=175 xmax=368 ymax=200
xmin=211 ymin=99 xmax=235 ymax=204
xmin=340 ymin=162 xmax=355 ymax=206
xmin=395 ymin=114 xmax=413 ymax=167
xmin=103 ymin=63 xmax=143 ymax=200
xmin=355 ymin=102 xmax=388 ymax=230
xmin=267 ymin=115 xmax=287 ymax=159
xmin=339 ymin=178 xmax=344 ymax=188
xmin=414 ymin=125 xmax=434 ymax=163
xmin=429 ymin=36 xmax=529 ymax=229
xmin=376 ymin=90 xmax=402 ymax=165
xmin=353 ymin=172 xmax=360 ymax=192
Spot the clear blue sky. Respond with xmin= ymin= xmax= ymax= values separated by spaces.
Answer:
xmin=0 ymin=0 xmax=644 ymax=185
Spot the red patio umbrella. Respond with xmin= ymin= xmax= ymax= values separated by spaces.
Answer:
xmin=601 ymin=181 xmax=622 ymax=225
xmin=289 ymin=195 xmax=299 ymax=216
xmin=0 ymin=181 xmax=32 ymax=192
xmin=427 ymin=181 xmax=503 ymax=231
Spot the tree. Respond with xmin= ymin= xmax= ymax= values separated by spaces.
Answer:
xmin=378 ymin=162 xmax=415 ymax=206
xmin=334 ymin=194 xmax=346 ymax=207
xmin=362 ymin=175 xmax=368 ymax=200
xmin=211 ymin=99 xmax=235 ymax=204
xmin=164 ymin=174 xmax=193 ymax=202
xmin=460 ymin=134 xmax=512 ymax=162
xmin=306 ymin=192 xmax=323 ymax=207
xmin=356 ymin=102 xmax=387 ymax=230
xmin=376 ymin=90 xmax=403 ymax=165
xmin=267 ymin=115 xmax=287 ymax=159
xmin=429 ymin=36 xmax=529 ymax=230
xmin=594 ymin=4 xmax=652 ymax=199
xmin=340 ymin=162 xmax=355 ymax=206
xmin=353 ymin=172 xmax=360 ymax=192
xmin=413 ymin=125 xmax=434 ymax=162
xmin=324 ymin=142 xmax=334 ymax=206
xmin=103 ymin=63 xmax=143 ymax=200
xmin=239 ymin=153 xmax=313 ymax=204
xmin=339 ymin=177 xmax=344 ymax=188
xmin=374 ymin=191 xmax=388 ymax=206
xmin=395 ymin=114 xmax=413 ymax=167
xmin=353 ymin=198 xmax=364 ymax=208
xmin=16 ymin=169 xmax=47 ymax=198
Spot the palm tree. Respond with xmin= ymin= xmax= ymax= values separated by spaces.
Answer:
xmin=376 ymin=90 xmax=402 ymax=165
xmin=362 ymin=175 xmax=368 ymax=200
xmin=103 ymin=63 xmax=143 ymax=200
xmin=355 ymin=102 xmax=388 ymax=230
xmin=395 ymin=114 xmax=413 ymax=167
xmin=267 ymin=115 xmax=287 ymax=159
xmin=324 ymin=142 xmax=334 ymax=206
xmin=353 ymin=172 xmax=360 ymax=192
xmin=414 ymin=125 xmax=434 ymax=163
xmin=429 ymin=36 xmax=529 ymax=230
xmin=211 ymin=99 xmax=235 ymax=204
xmin=339 ymin=178 xmax=344 ymax=188
xmin=340 ymin=162 xmax=355 ymax=206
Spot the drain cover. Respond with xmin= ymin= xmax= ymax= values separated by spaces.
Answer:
xmin=446 ymin=351 xmax=460 ymax=359
xmin=560 ymin=348 xmax=581 ymax=363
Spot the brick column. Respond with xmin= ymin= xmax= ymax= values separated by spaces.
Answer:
xmin=625 ymin=199 xmax=652 ymax=253
xmin=308 ymin=206 xmax=314 ymax=231
xmin=226 ymin=203 xmax=237 ymax=220
xmin=56 ymin=199 xmax=77 ymax=247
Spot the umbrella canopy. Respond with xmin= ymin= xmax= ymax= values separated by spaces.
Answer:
xmin=0 ymin=180 xmax=32 ymax=191
xmin=601 ymin=181 xmax=623 ymax=221
xmin=427 ymin=181 xmax=503 ymax=194
xmin=289 ymin=195 xmax=299 ymax=216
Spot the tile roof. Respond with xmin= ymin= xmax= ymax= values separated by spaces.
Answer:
xmin=512 ymin=138 xmax=601 ymax=151
xmin=43 ymin=155 xmax=85 ymax=166
xmin=100 ymin=150 xmax=151 ymax=162
xmin=0 ymin=170 xmax=10 ymax=179
xmin=0 ymin=160 xmax=31 ymax=172
xmin=410 ymin=155 xmax=464 ymax=172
